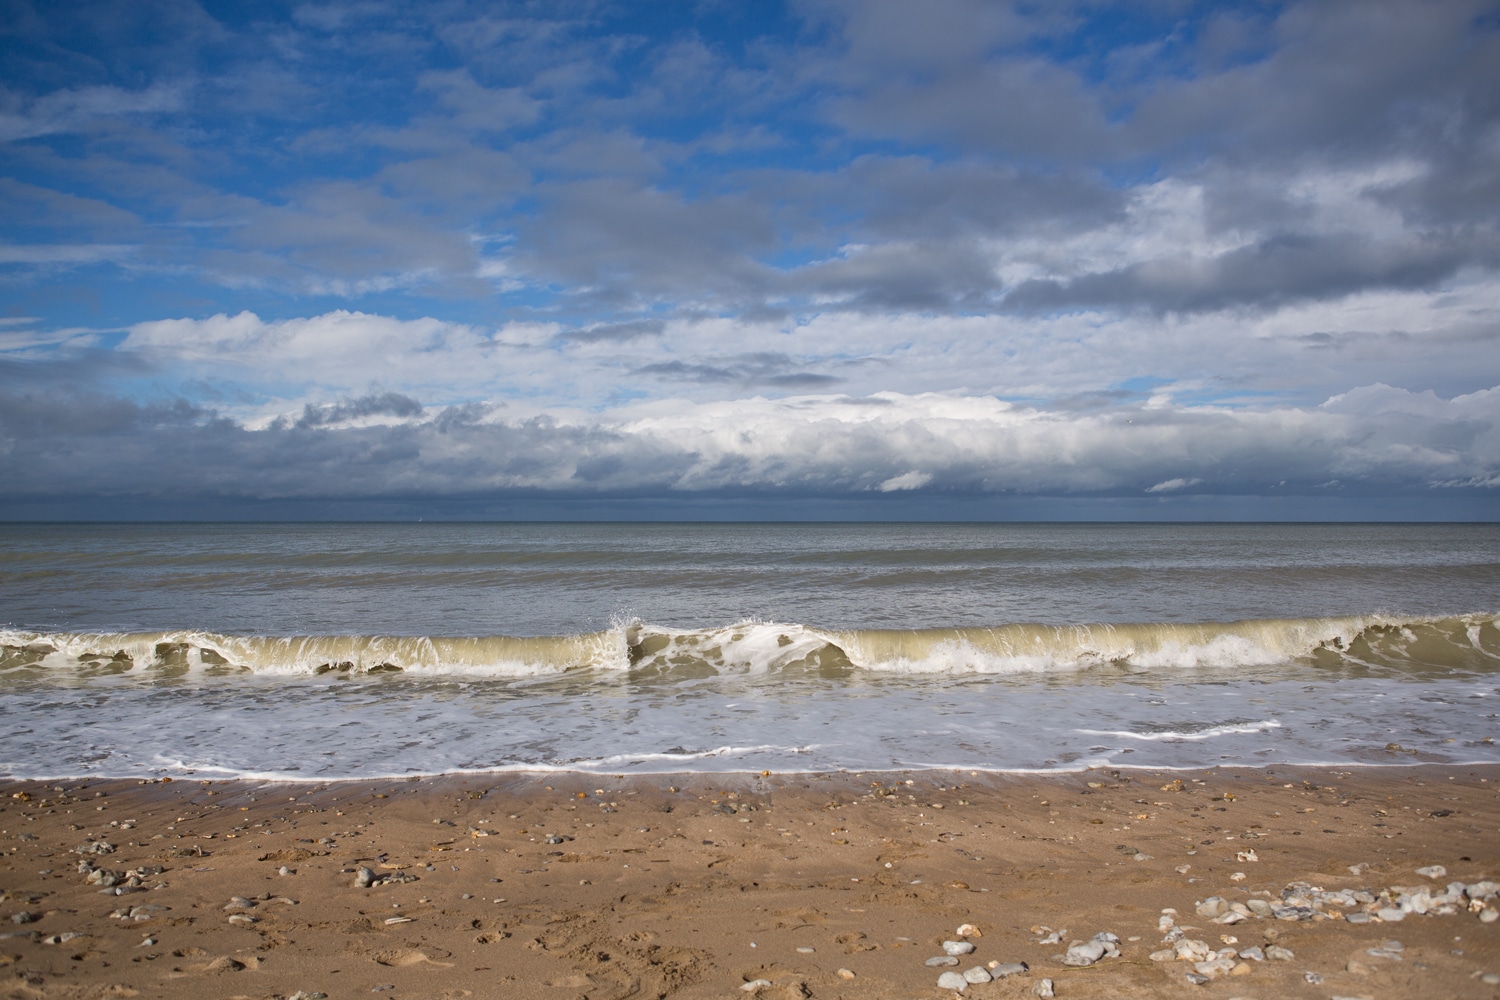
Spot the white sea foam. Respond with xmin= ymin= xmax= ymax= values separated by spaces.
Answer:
xmin=1076 ymin=721 xmax=1283 ymax=742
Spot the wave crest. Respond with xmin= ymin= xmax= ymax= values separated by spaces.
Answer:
xmin=2 ymin=613 xmax=1496 ymax=680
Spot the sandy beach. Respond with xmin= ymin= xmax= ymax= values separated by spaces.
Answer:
xmin=0 ymin=765 xmax=1496 ymax=999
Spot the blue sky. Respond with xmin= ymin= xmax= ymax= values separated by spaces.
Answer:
xmin=1 ymin=0 xmax=1498 ymax=519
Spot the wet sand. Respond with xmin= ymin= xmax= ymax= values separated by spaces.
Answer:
xmin=2 ymin=765 xmax=1498 ymax=999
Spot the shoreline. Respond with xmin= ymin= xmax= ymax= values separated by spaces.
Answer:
xmin=2 ymin=764 xmax=1498 ymax=998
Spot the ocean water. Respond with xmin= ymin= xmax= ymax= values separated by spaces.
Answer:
xmin=1 ymin=522 xmax=1497 ymax=780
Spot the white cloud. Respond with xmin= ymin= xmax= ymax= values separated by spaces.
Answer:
xmin=1146 ymin=477 xmax=1203 ymax=493
xmin=878 ymin=471 xmax=934 ymax=491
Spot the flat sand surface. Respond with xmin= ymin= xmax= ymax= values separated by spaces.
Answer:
xmin=2 ymin=765 xmax=1498 ymax=999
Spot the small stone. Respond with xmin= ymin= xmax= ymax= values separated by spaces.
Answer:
xmin=227 ymin=914 xmax=255 ymax=926
xmin=956 ymin=923 xmax=981 ymax=937
xmin=1245 ymin=898 xmax=1274 ymax=917
xmin=223 ymin=896 xmax=254 ymax=910
xmin=1185 ymin=972 xmax=1209 ymax=985
xmin=988 ymin=962 xmax=1028 ymax=978
xmin=926 ymin=955 xmax=960 ymax=966
xmin=1063 ymin=940 xmax=1107 ymax=966
xmin=1481 ymin=908 xmax=1499 ymax=924
xmin=942 ymin=940 xmax=975 ymax=955
xmin=936 ymin=970 xmax=968 ymax=991
xmin=739 ymin=980 xmax=771 ymax=993
xmin=796 ymin=946 xmax=815 ymax=953
xmin=1303 ymin=971 xmax=1323 ymax=984
xmin=1239 ymin=946 xmax=1264 ymax=961
xmin=279 ymin=866 xmax=292 ymax=876
xmin=1032 ymin=980 xmax=1054 ymax=998
xmin=1347 ymin=959 xmax=1373 ymax=975
xmin=962 ymin=966 xmax=991 ymax=984
xmin=1149 ymin=948 xmax=1175 ymax=962
xmin=10 ymin=912 xmax=37 ymax=925
xmin=1480 ymin=973 xmax=1500 ymax=986
xmin=1196 ymin=897 xmax=1228 ymax=919
xmin=1376 ymin=907 xmax=1405 ymax=922
xmin=1346 ymin=911 xmax=1372 ymax=924
xmin=355 ymin=866 xmax=377 ymax=888
xmin=1265 ymin=945 xmax=1294 ymax=961
xmin=837 ymin=968 xmax=855 ymax=979
xmin=1416 ymin=865 xmax=1447 ymax=879
xmin=1193 ymin=956 xmax=1236 ymax=979
xmin=384 ymin=916 xmax=412 ymax=925
xmin=1230 ymin=961 xmax=1252 ymax=975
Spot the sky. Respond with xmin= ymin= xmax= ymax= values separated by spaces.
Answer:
xmin=1 ymin=0 xmax=1498 ymax=520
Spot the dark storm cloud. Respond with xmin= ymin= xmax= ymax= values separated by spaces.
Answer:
xmin=294 ymin=391 xmax=424 ymax=428
xmin=1004 ymin=230 xmax=1490 ymax=315
xmin=633 ymin=353 xmax=842 ymax=388
xmin=1 ymin=386 xmax=1495 ymax=502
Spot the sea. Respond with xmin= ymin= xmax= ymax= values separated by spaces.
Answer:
xmin=1 ymin=522 xmax=1497 ymax=781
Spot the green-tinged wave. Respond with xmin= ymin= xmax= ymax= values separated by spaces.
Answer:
xmin=2 ymin=613 xmax=1497 ymax=680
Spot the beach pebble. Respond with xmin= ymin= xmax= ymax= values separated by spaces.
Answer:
xmin=287 ymin=993 xmax=328 ymax=1000
xmin=1193 ymin=956 xmax=1237 ymax=979
xmin=1184 ymin=971 xmax=1209 ymax=985
xmin=926 ymin=955 xmax=960 ymax=966
xmin=1245 ymin=898 xmax=1274 ymax=917
xmin=988 ymin=961 xmax=1028 ymax=978
xmin=1480 ymin=909 xmax=1498 ymax=923
xmin=355 ymin=866 xmax=377 ymax=888
xmin=936 ymin=970 xmax=968 ymax=991
xmin=1480 ymin=973 xmax=1500 ymax=986
xmin=227 ymin=914 xmax=255 ymax=926
xmin=956 ymin=923 xmax=981 ymax=937
xmin=1196 ymin=897 xmax=1228 ymax=919
xmin=796 ymin=946 xmax=815 ymax=953
xmin=942 ymin=939 xmax=975 ymax=955
xmin=836 ymin=968 xmax=855 ymax=979
xmin=279 ymin=865 xmax=292 ymax=876
xmin=1238 ymin=945 xmax=1264 ymax=961
xmin=223 ymin=896 xmax=255 ymax=910
xmin=739 ymin=980 xmax=771 ymax=993
xmin=10 ymin=912 xmax=37 ymax=925
xmin=1302 ymin=971 xmax=1323 ymax=985
xmin=1416 ymin=865 xmax=1447 ymax=879
xmin=1032 ymin=979 xmax=1054 ymax=998
xmin=962 ymin=966 xmax=991 ymax=984
xmin=1376 ymin=907 xmax=1405 ymax=922
xmin=1062 ymin=941 xmax=1122 ymax=971
xmin=1265 ymin=945 xmax=1294 ymax=961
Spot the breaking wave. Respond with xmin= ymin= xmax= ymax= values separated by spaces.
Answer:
xmin=2 ymin=613 xmax=1497 ymax=681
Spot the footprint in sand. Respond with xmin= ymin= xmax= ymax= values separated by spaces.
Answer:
xmin=545 ymin=973 xmax=595 ymax=988
xmin=372 ymin=948 xmax=455 ymax=968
